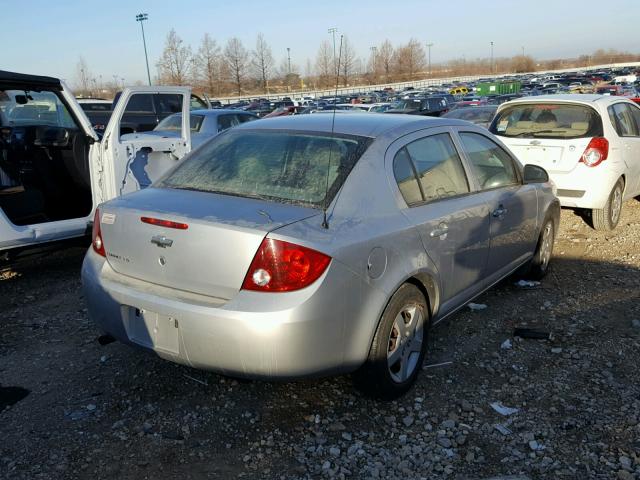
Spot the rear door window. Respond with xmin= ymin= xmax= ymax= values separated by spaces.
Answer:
xmin=393 ymin=133 xmax=470 ymax=205
xmin=459 ymin=132 xmax=519 ymax=190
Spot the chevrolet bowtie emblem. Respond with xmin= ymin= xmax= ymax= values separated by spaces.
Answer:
xmin=151 ymin=235 xmax=173 ymax=248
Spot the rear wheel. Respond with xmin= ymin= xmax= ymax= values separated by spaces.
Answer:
xmin=354 ymin=284 xmax=428 ymax=400
xmin=592 ymin=178 xmax=624 ymax=231
xmin=515 ymin=215 xmax=555 ymax=281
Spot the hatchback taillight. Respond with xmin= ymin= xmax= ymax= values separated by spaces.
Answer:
xmin=92 ymin=209 xmax=105 ymax=257
xmin=580 ymin=137 xmax=609 ymax=167
xmin=241 ymin=238 xmax=331 ymax=292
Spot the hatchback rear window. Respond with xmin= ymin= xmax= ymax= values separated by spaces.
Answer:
xmin=490 ymin=103 xmax=603 ymax=139
xmin=157 ymin=130 xmax=372 ymax=207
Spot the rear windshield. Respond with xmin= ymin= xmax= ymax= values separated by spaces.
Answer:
xmin=157 ymin=130 xmax=372 ymax=207
xmin=490 ymin=103 xmax=603 ymax=139
xmin=80 ymin=102 xmax=112 ymax=112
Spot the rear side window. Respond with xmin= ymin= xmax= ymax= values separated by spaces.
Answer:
xmin=158 ymin=130 xmax=371 ymax=207
xmin=393 ymin=133 xmax=469 ymax=205
xmin=190 ymin=95 xmax=207 ymax=110
xmin=459 ymin=132 xmax=519 ymax=190
xmin=237 ymin=114 xmax=256 ymax=124
xmin=393 ymin=148 xmax=422 ymax=206
xmin=217 ymin=114 xmax=239 ymax=132
xmin=608 ymin=103 xmax=639 ymax=137
xmin=491 ymin=103 xmax=603 ymax=139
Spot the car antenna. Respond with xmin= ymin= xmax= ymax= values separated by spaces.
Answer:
xmin=322 ymin=34 xmax=343 ymax=230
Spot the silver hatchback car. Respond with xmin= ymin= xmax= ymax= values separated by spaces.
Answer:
xmin=82 ymin=114 xmax=559 ymax=398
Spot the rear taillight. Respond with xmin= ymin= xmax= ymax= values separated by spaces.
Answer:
xmin=92 ymin=209 xmax=105 ymax=257
xmin=241 ymin=238 xmax=331 ymax=292
xmin=580 ymin=137 xmax=609 ymax=167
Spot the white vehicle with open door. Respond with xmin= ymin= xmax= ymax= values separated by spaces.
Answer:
xmin=0 ymin=70 xmax=192 ymax=259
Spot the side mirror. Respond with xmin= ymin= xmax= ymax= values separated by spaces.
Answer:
xmin=523 ymin=164 xmax=549 ymax=184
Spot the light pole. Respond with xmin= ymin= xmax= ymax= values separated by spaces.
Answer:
xmin=328 ymin=27 xmax=338 ymax=76
xmin=426 ymin=42 xmax=434 ymax=76
xmin=136 ymin=13 xmax=152 ymax=86
xmin=490 ymin=41 xmax=494 ymax=74
xmin=521 ymin=46 xmax=525 ymax=57
xmin=370 ymin=46 xmax=377 ymax=78
xmin=287 ymin=47 xmax=291 ymax=74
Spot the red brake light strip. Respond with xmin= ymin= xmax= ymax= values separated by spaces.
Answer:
xmin=141 ymin=217 xmax=189 ymax=230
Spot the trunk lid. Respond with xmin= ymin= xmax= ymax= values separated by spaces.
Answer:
xmin=502 ymin=137 xmax=591 ymax=174
xmin=99 ymin=187 xmax=319 ymax=300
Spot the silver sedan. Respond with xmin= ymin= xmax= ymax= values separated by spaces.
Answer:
xmin=82 ymin=114 xmax=559 ymax=398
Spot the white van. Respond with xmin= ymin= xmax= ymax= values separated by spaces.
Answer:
xmin=0 ymin=70 xmax=194 ymax=259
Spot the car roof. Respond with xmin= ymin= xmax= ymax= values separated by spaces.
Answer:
xmin=503 ymin=94 xmax=627 ymax=106
xmin=0 ymin=70 xmax=62 ymax=91
xmin=234 ymin=113 xmax=468 ymax=137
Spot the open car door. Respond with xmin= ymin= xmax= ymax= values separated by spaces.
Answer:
xmin=91 ymin=86 xmax=191 ymax=205
xmin=0 ymin=72 xmax=99 ymax=253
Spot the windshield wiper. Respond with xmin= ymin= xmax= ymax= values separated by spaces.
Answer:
xmin=530 ymin=130 xmax=562 ymax=136
xmin=510 ymin=129 xmax=560 ymax=138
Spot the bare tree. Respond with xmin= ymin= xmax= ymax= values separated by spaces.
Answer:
xmin=156 ymin=29 xmax=192 ymax=85
xmin=194 ymin=34 xmax=222 ymax=95
xmin=224 ymin=37 xmax=249 ymax=95
xmin=250 ymin=33 xmax=275 ymax=93
xmin=377 ymin=39 xmax=394 ymax=81
xmin=75 ymin=57 xmax=91 ymax=95
xmin=315 ymin=40 xmax=333 ymax=87
xmin=395 ymin=38 xmax=426 ymax=80
xmin=511 ymin=55 xmax=535 ymax=73
xmin=339 ymin=36 xmax=357 ymax=86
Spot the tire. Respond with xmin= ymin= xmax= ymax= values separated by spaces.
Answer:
xmin=520 ymin=216 xmax=555 ymax=280
xmin=592 ymin=178 xmax=624 ymax=231
xmin=354 ymin=283 xmax=428 ymax=400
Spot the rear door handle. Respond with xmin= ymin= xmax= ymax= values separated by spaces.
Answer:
xmin=430 ymin=224 xmax=449 ymax=238
xmin=492 ymin=206 xmax=508 ymax=218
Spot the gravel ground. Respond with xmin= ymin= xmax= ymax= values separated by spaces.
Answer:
xmin=1 ymin=201 xmax=640 ymax=480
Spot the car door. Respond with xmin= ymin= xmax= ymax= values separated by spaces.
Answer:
xmin=390 ymin=128 xmax=491 ymax=313
xmin=455 ymin=130 xmax=539 ymax=279
xmin=92 ymin=87 xmax=191 ymax=203
xmin=611 ymin=102 xmax=640 ymax=196
xmin=0 ymin=76 xmax=99 ymax=252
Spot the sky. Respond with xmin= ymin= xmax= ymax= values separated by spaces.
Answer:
xmin=2 ymin=0 xmax=640 ymax=86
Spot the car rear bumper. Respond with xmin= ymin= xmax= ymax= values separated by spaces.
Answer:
xmin=81 ymin=248 xmax=371 ymax=379
xmin=549 ymin=165 xmax=621 ymax=209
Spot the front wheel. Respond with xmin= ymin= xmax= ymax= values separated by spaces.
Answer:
xmin=592 ymin=178 xmax=624 ymax=231
xmin=354 ymin=284 xmax=428 ymax=400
